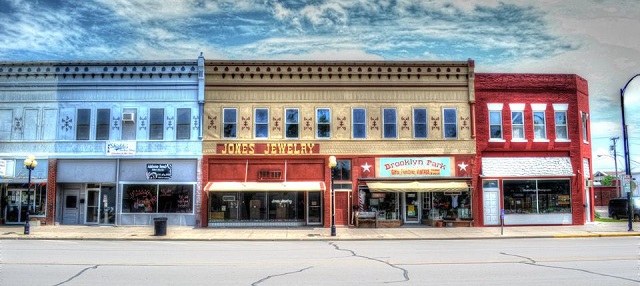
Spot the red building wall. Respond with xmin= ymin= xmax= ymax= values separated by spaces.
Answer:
xmin=474 ymin=73 xmax=593 ymax=225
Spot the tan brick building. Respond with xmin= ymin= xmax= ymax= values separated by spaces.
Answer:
xmin=201 ymin=60 xmax=477 ymax=228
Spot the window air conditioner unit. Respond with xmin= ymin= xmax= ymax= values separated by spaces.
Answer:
xmin=122 ymin=113 xmax=135 ymax=122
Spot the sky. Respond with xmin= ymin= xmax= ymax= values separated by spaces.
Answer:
xmin=0 ymin=0 xmax=639 ymax=174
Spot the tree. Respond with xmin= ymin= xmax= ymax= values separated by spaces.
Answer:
xmin=600 ymin=175 xmax=615 ymax=186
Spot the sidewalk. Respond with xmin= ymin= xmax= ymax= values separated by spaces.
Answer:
xmin=1 ymin=221 xmax=639 ymax=241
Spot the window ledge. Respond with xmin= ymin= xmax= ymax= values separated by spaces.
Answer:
xmin=554 ymin=139 xmax=571 ymax=143
xmin=533 ymin=139 xmax=550 ymax=143
xmin=510 ymin=139 xmax=528 ymax=143
xmin=488 ymin=139 xmax=506 ymax=143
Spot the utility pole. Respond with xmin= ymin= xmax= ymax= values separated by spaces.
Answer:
xmin=610 ymin=136 xmax=620 ymax=197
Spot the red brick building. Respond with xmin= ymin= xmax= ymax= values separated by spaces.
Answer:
xmin=474 ymin=74 xmax=593 ymax=226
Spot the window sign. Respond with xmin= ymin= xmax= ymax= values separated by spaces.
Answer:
xmin=146 ymin=163 xmax=172 ymax=179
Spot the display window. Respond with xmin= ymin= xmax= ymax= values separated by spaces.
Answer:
xmin=503 ymin=179 xmax=571 ymax=214
xmin=209 ymin=191 xmax=305 ymax=222
xmin=122 ymin=184 xmax=194 ymax=214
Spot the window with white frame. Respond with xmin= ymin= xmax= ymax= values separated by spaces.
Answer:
xmin=553 ymin=104 xmax=569 ymax=141
xmin=532 ymin=104 xmax=547 ymax=140
xmin=487 ymin=103 xmax=503 ymax=140
xmin=316 ymin=108 xmax=331 ymax=139
xmin=443 ymin=108 xmax=457 ymax=139
xmin=413 ymin=108 xmax=428 ymax=138
xmin=76 ymin=109 xmax=91 ymax=140
xmin=149 ymin=108 xmax=164 ymax=140
xmin=255 ymin=108 xmax=269 ymax=138
xmin=176 ymin=108 xmax=191 ymax=140
xmin=285 ymin=108 xmax=299 ymax=139
xmin=581 ymin=112 xmax=589 ymax=143
xmin=122 ymin=108 xmax=137 ymax=140
xmin=383 ymin=108 xmax=397 ymax=138
xmin=223 ymin=108 xmax=237 ymax=139
xmin=510 ymin=104 xmax=525 ymax=140
xmin=352 ymin=108 xmax=366 ymax=139
xmin=96 ymin=109 xmax=110 ymax=140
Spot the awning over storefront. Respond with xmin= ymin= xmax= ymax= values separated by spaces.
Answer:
xmin=365 ymin=181 xmax=470 ymax=192
xmin=481 ymin=157 xmax=574 ymax=177
xmin=205 ymin=181 xmax=326 ymax=192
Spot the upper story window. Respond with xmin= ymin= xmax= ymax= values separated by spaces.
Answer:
xmin=149 ymin=108 xmax=164 ymax=140
xmin=532 ymin=104 xmax=547 ymax=140
xmin=316 ymin=108 xmax=331 ymax=139
xmin=352 ymin=108 xmax=366 ymax=139
xmin=443 ymin=108 xmax=457 ymax=139
xmin=509 ymin=103 xmax=525 ymax=141
xmin=176 ymin=108 xmax=191 ymax=140
xmin=487 ymin=103 xmax=503 ymax=141
xmin=76 ymin=109 xmax=91 ymax=140
xmin=581 ymin=112 xmax=589 ymax=143
xmin=223 ymin=108 xmax=237 ymax=139
xmin=122 ymin=108 xmax=137 ymax=140
xmin=552 ymin=104 xmax=569 ymax=141
xmin=96 ymin=109 xmax=110 ymax=140
xmin=285 ymin=108 xmax=299 ymax=139
xmin=255 ymin=108 xmax=269 ymax=139
xmin=413 ymin=108 xmax=428 ymax=139
xmin=383 ymin=108 xmax=397 ymax=139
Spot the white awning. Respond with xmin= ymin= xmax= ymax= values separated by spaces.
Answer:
xmin=206 ymin=181 xmax=326 ymax=192
xmin=365 ymin=181 xmax=469 ymax=192
xmin=482 ymin=157 xmax=574 ymax=177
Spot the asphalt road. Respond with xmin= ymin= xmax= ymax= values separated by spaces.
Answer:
xmin=2 ymin=237 xmax=638 ymax=286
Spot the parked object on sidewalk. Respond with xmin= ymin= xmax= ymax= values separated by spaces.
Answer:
xmin=153 ymin=217 xmax=168 ymax=236
xmin=608 ymin=197 xmax=640 ymax=221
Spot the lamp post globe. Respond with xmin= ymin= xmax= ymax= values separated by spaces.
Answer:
xmin=328 ymin=156 xmax=337 ymax=237
xmin=23 ymin=155 xmax=37 ymax=235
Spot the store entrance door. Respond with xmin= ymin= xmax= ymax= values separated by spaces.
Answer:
xmin=5 ymin=189 xmax=29 ymax=224
xmin=62 ymin=189 xmax=80 ymax=225
xmin=404 ymin=192 xmax=420 ymax=223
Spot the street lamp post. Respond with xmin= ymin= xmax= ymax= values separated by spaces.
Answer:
xmin=621 ymin=74 xmax=639 ymax=232
xmin=328 ymin=156 xmax=337 ymax=237
xmin=23 ymin=155 xmax=38 ymax=235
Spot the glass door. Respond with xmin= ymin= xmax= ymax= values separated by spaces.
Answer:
xmin=85 ymin=189 xmax=100 ymax=224
xmin=307 ymin=191 xmax=322 ymax=225
xmin=405 ymin=192 xmax=420 ymax=223
xmin=6 ymin=189 xmax=25 ymax=223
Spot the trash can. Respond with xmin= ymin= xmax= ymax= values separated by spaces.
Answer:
xmin=153 ymin=217 xmax=168 ymax=236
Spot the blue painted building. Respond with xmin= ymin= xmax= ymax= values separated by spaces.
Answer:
xmin=0 ymin=55 xmax=205 ymax=226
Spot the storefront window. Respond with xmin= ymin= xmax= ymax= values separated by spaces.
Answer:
xmin=423 ymin=192 xmax=471 ymax=220
xmin=122 ymin=184 xmax=194 ymax=214
xmin=503 ymin=179 xmax=571 ymax=214
xmin=209 ymin=191 xmax=305 ymax=222
xmin=158 ymin=185 xmax=193 ymax=213
xmin=363 ymin=192 xmax=399 ymax=220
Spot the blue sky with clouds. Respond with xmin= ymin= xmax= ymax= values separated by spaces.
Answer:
xmin=1 ymin=0 xmax=639 ymax=172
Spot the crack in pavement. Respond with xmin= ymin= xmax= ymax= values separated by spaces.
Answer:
xmin=52 ymin=265 xmax=99 ymax=286
xmin=500 ymin=252 xmax=640 ymax=283
xmin=252 ymin=266 xmax=313 ymax=286
xmin=329 ymin=242 xmax=409 ymax=284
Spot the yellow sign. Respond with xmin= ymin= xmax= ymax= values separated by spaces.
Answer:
xmin=218 ymin=143 xmax=319 ymax=155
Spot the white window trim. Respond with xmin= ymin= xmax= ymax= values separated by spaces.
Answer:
xmin=487 ymin=103 xmax=504 ymax=141
xmin=532 ymin=110 xmax=548 ymax=142
xmin=443 ymin=107 xmax=457 ymax=139
xmin=509 ymin=103 xmax=525 ymax=111
xmin=382 ymin=108 xmax=398 ymax=139
xmin=254 ymin=108 xmax=269 ymax=139
xmin=581 ymin=112 xmax=589 ymax=144
xmin=223 ymin=107 xmax=238 ymax=139
xmin=352 ymin=108 xmax=367 ymax=139
xmin=316 ymin=107 xmax=331 ymax=139
xmin=413 ymin=107 xmax=428 ymax=139
xmin=510 ymin=110 xmax=526 ymax=142
xmin=553 ymin=109 xmax=570 ymax=142
xmin=285 ymin=108 xmax=299 ymax=139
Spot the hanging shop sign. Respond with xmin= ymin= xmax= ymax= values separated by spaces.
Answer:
xmin=378 ymin=157 xmax=452 ymax=177
xmin=217 ymin=143 xmax=319 ymax=155
xmin=146 ymin=163 xmax=172 ymax=179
